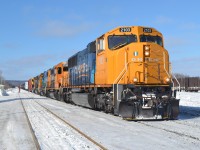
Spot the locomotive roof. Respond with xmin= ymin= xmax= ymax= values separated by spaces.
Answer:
xmin=98 ymin=26 xmax=162 ymax=38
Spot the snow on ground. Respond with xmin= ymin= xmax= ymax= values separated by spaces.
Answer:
xmin=0 ymin=89 xmax=37 ymax=150
xmin=0 ymin=89 xmax=200 ymax=150
xmin=23 ymin=99 xmax=100 ymax=150
xmin=6 ymin=87 xmax=19 ymax=95
xmin=178 ymin=91 xmax=200 ymax=107
xmin=177 ymin=91 xmax=200 ymax=120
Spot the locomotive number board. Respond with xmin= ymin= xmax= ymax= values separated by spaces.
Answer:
xmin=119 ymin=27 xmax=131 ymax=32
xmin=143 ymin=28 xmax=152 ymax=33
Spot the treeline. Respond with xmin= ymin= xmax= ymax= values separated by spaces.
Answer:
xmin=0 ymin=70 xmax=5 ymax=85
xmin=173 ymin=73 xmax=200 ymax=78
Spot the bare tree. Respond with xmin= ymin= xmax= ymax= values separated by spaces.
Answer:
xmin=0 ymin=70 xmax=5 ymax=85
xmin=0 ymin=70 xmax=2 ymax=85
xmin=173 ymin=73 xmax=187 ymax=78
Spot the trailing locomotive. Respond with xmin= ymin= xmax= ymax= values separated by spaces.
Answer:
xmin=29 ymin=26 xmax=179 ymax=120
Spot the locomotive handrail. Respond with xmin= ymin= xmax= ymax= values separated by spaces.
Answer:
xmin=163 ymin=51 xmax=173 ymax=86
xmin=172 ymin=74 xmax=181 ymax=92
xmin=113 ymin=50 xmax=130 ymax=85
xmin=113 ymin=50 xmax=130 ymax=104
xmin=163 ymin=52 xmax=180 ymax=96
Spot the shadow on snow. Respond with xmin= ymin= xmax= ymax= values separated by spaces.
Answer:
xmin=178 ymin=105 xmax=200 ymax=120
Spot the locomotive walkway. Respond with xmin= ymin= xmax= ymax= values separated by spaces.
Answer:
xmin=0 ymin=88 xmax=200 ymax=150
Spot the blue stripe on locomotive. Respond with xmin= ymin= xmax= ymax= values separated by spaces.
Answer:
xmin=68 ymin=41 xmax=96 ymax=86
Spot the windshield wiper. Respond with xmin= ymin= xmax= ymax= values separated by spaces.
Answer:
xmin=111 ymin=42 xmax=127 ymax=50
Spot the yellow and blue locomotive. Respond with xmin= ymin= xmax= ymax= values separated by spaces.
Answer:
xmin=30 ymin=26 xmax=179 ymax=120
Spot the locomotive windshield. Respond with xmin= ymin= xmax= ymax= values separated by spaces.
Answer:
xmin=140 ymin=35 xmax=163 ymax=46
xmin=108 ymin=35 xmax=137 ymax=50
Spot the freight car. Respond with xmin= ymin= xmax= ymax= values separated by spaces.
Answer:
xmin=173 ymin=77 xmax=200 ymax=92
xmin=21 ymin=82 xmax=28 ymax=90
xmin=30 ymin=26 xmax=179 ymax=120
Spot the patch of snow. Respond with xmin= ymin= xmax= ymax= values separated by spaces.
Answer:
xmin=44 ymin=103 xmax=71 ymax=113
xmin=6 ymin=87 xmax=19 ymax=95
xmin=0 ymin=89 xmax=9 ymax=96
xmin=178 ymin=92 xmax=200 ymax=107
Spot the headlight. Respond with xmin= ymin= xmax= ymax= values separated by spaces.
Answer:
xmin=165 ymin=77 xmax=170 ymax=82
xmin=144 ymin=45 xmax=150 ymax=57
xmin=144 ymin=51 xmax=150 ymax=56
xmin=133 ymin=77 xmax=138 ymax=82
xmin=144 ymin=45 xmax=150 ymax=51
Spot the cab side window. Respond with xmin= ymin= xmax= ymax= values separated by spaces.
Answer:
xmin=57 ymin=67 xmax=62 ymax=74
xmin=63 ymin=67 xmax=68 ymax=72
xmin=97 ymin=38 xmax=105 ymax=53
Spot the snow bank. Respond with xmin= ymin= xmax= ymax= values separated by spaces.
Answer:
xmin=6 ymin=87 xmax=19 ymax=95
xmin=0 ymin=87 xmax=21 ymax=96
xmin=0 ymin=89 xmax=9 ymax=96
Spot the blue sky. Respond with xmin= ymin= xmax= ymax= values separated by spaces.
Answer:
xmin=0 ymin=0 xmax=200 ymax=80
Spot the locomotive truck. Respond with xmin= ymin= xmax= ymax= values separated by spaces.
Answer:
xmin=29 ymin=26 xmax=179 ymax=120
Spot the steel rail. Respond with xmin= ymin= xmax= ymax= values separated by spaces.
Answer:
xmin=34 ymin=100 xmax=107 ymax=150
xmin=19 ymin=94 xmax=41 ymax=150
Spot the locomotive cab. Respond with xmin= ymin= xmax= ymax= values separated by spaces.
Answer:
xmin=46 ymin=62 xmax=68 ymax=100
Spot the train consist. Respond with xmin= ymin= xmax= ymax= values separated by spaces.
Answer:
xmin=173 ymin=77 xmax=200 ymax=92
xmin=28 ymin=26 xmax=179 ymax=120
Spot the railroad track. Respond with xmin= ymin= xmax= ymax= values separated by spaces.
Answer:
xmin=136 ymin=121 xmax=200 ymax=141
xmin=19 ymin=94 xmax=41 ymax=150
xmin=18 ymin=91 xmax=200 ymax=149
xmin=23 ymin=93 xmax=107 ymax=150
